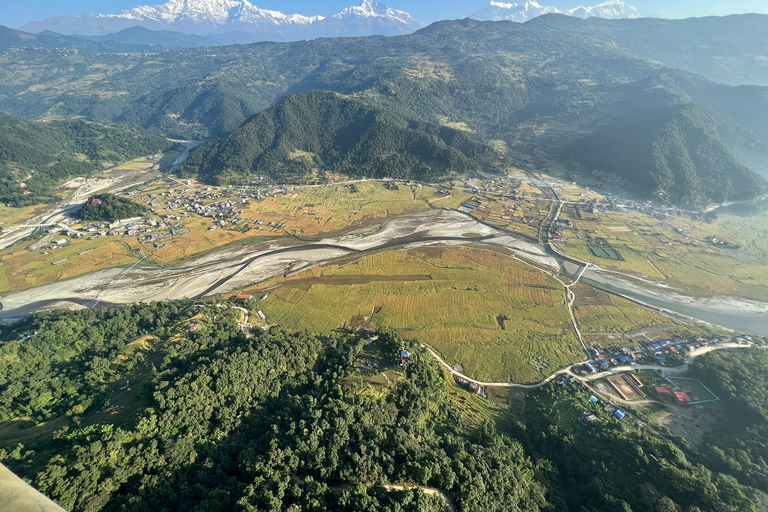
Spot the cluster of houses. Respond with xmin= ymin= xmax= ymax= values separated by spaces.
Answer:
xmin=574 ymin=335 xmax=756 ymax=376
xmin=582 ymin=393 xmax=627 ymax=423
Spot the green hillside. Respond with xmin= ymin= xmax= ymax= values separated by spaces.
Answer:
xmin=181 ymin=91 xmax=504 ymax=184
xmin=0 ymin=113 xmax=171 ymax=205
xmin=565 ymin=104 xmax=767 ymax=205
xmin=2 ymin=17 xmax=768 ymax=203
xmin=0 ymin=302 xmax=759 ymax=512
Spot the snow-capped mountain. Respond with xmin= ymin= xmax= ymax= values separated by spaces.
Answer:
xmin=472 ymin=0 xmax=638 ymax=23
xmin=20 ymin=0 xmax=421 ymax=41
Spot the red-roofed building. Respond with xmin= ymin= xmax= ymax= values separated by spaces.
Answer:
xmin=91 ymin=198 xmax=102 ymax=205
xmin=236 ymin=294 xmax=253 ymax=300
xmin=673 ymin=391 xmax=692 ymax=404
xmin=655 ymin=386 xmax=672 ymax=395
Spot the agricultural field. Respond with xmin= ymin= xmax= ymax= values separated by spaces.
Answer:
xmin=558 ymin=205 xmax=768 ymax=301
xmin=0 ymin=235 xmax=137 ymax=293
xmin=462 ymin=172 xmax=551 ymax=240
xmin=570 ymin=283 xmax=708 ymax=345
xmin=251 ymin=246 xmax=584 ymax=383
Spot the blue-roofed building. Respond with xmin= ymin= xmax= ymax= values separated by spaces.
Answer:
xmin=628 ymin=357 xmax=636 ymax=364
xmin=589 ymin=395 xmax=599 ymax=404
xmin=661 ymin=340 xmax=671 ymax=346
xmin=590 ymin=348 xmax=601 ymax=358
xmin=400 ymin=350 xmax=411 ymax=358
xmin=461 ymin=204 xmax=477 ymax=210
xmin=656 ymin=355 xmax=667 ymax=364
xmin=614 ymin=410 xmax=626 ymax=421
xmin=617 ymin=355 xmax=628 ymax=364
xmin=651 ymin=341 xmax=661 ymax=349
xmin=585 ymin=362 xmax=597 ymax=373
xmin=597 ymin=360 xmax=609 ymax=370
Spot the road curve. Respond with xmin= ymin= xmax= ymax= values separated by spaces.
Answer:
xmin=424 ymin=342 xmax=744 ymax=389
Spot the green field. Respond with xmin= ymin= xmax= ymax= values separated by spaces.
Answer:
xmin=571 ymin=283 xmax=702 ymax=339
xmin=255 ymin=246 xmax=584 ymax=383
xmin=559 ymin=206 xmax=768 ymax=301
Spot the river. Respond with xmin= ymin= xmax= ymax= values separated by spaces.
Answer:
xmin=2 ymin=209 xmax=767 ymax=334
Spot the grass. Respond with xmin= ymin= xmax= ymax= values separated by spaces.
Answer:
xmin=253 ymin=246 xmax=584 ymax=384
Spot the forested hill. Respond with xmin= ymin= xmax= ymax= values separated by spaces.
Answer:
xmin=181 ymin=91 xmax=504 ymax=184
xmin=0 ymin=302 xmax=758 ymax=511
xmin=565 ymin=104 xmax=768 ymax=205
xmin=0 ymin=113 xmax=171 ymax=206
xmin=3 ymin=16 xmax=768 ymax=203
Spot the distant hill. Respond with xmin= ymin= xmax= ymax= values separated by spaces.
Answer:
xmin=527 ymin=13 xmax=768 ymax=86
xmin=565 ymin=104 xmax=768 ymax=205
xmin=181 ymin=91 xmax=504 ymax=184
xmin=0 ymin=113 xmax=171 ymax=206
xmin=0 ymin=25 xmax=161 ymax=53
xmin=74 ymin=26 xmax=217 ymax=48
xmin=4 ymin=16 xmax=768 ymax=204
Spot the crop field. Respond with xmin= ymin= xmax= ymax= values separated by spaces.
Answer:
xmin=253 ymin=246 xmax=584 ymax=383
xmin=571 ymin=283 xmax=710 ymax=344
xmin=463 ymin=173 xmax=550 ymax=240
xmin=558 ymin=205 xmax=768 ymax=300
xmin=0 ymin=204 xmax=49 ymax=228
xmin=0 ymin=236 xmax=136 ymax=293
xmin=237 ymin=181 xmax=432 ymax=237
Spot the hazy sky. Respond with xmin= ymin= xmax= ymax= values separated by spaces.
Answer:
xmin=4 ymin=0 xmax=768 ymax=28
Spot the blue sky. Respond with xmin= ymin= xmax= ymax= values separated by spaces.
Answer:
xmin=4 ymin=0 xmax=768 ymax=28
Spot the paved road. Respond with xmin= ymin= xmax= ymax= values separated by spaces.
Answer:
xmin=425 ymin=342 xmax=744 ymax=389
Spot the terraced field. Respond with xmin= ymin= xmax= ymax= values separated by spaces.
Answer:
xmin=254 ymin=246 xmax=584 ymax=383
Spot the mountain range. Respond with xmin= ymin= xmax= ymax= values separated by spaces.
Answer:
xmin=17 ymin=0 xmax=639 ymax=44
xmin=19 ymin=0 xmax=420 ymax=42
xmin=472 ymin=0 xmax=638 ymax=23
xmin=2 ymin=14 xmax=768 ymax=205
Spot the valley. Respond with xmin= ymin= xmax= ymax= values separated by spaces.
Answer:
xmin=3 ymin=8 xmax=768 ymax=512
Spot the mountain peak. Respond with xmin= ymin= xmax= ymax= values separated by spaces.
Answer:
xmin=20 ymin=0 xmax=419 ymax=39
xmin=334 ymin=0 xmax=415 ymax=24
xmin=474 ymin=0 xmax=637 ymax=22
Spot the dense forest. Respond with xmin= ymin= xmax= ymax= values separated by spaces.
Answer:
xmin=0 ymin=113 xmax=170 ymax=206
xmin=691 ymin=349 xmax=768 ymax=496
xmin=78 ymin=194 xmax=149 ymax=222
xmin=0 ymin=302 xmax=759 ymax=511
xmin=181 ymin=91 xmax=503 ymax=184
xmin=565 ymin=104 xmax=767 ymax=205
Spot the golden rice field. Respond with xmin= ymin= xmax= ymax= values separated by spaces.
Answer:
xmin=0 ymin=236 xmax=137 ymax=293
xmin=253 ymin=247 xmax=584 ymax=383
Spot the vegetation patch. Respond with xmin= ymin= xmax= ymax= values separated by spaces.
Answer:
xmin=255 ymin=246 xmax=583 ymax=383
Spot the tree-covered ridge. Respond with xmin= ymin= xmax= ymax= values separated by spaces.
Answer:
xmin=0 ymin=113 xmax=171 ymax=206
xmin=691 ymin=349 xmax=768 ymax=496
xmin=3 ymin=17 xmax=768 ymax=205
xmin=181 ymin=90 xmax=504 ymax=184
xmin=0 ymin=303 xmax=759 ymax=512
xmin=79 ymin=194 xmax=149 ymax=222
xmin=565 ymin=104 xmax=768 ymax=205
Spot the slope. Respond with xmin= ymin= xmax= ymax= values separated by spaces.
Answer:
xmin=565 ymin=104 xmax=767 ymax=205
xmin=181 ymin=90 xmax=504 ymax=184
xmin=0 ymin=113 xmax=171 ymax=206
